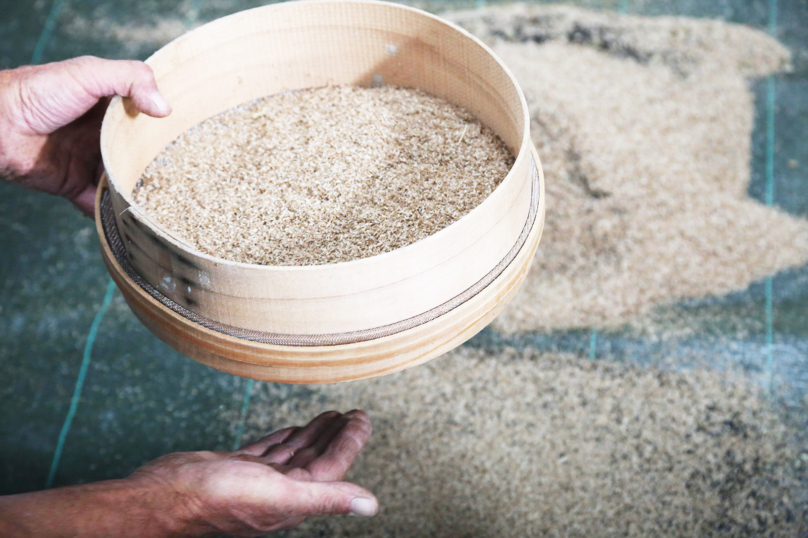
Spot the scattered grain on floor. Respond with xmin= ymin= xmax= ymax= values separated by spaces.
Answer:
xmin=245 ymin=347 xmax=808 ymax=538
xmin=444 ymin=5 xmax=808 ymax=332
xmin=134 ymin=85 xmax=513 ymax=266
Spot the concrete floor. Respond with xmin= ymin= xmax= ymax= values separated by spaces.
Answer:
xmin=0 ymin=0 xmax=806 ymax=504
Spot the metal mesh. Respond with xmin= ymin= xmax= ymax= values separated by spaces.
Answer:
xmin=101 ymin=156 xmax=540 ymax=346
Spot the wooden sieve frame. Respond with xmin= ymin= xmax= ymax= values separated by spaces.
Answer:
xmin=96 ymin=0 xmax=545 ymax=382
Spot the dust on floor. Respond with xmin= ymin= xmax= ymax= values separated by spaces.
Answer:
xmin=244 ymin=346 xmax=807 ymax=538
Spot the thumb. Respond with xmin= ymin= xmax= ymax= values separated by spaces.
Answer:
xmin=11 ymin=56 xmax=172 ymax=136
xmin=285 ymin=480 xmax=379 ymax=518
xmin=64 ymin=56 xmax=172 ymax=118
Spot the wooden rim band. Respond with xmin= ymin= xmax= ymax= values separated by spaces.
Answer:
xmin=100 ymin=154 xmax=541 ymax=347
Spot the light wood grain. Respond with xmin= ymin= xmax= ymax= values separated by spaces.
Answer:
xmin=100 ymin=0 xmax=535 ymax=335
xmin=95 ymin=144 xmax=544 ymax=383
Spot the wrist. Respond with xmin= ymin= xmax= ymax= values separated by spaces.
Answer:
xmin=87 ymin=477 xmax=191 ymax=538
xmin=124 ymin=474 xmax=212 ymax=538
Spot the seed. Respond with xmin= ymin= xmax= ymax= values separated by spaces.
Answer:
xmin=133 ymin=85 xmax=514 ymax=266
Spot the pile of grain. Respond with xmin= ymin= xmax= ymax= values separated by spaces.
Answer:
xmin=244 ymin=346 xmax=808 ymax=537
xmin=133 ymin=85 xmax=513 ymax=266
xmin=443 ymin=5 xmax=808 ymax=332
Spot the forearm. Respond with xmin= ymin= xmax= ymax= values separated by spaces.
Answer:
xmin=0 ymin=479 xmax=197 ymax=538
xmin=0 ymin=68 xmax=17 ymax=181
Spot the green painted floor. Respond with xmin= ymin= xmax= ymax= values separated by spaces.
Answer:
xmin=1 ymin=0 xmax=806 ymax=507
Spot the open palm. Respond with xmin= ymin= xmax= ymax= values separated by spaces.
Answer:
xmin=129 ymin=410 xmax=377 ymax=536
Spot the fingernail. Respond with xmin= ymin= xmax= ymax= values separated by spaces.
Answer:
xmin=149 ymin=91 xmax=172 ymax=115
xmin=349 ymin=497 xmax=378 ymax=517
